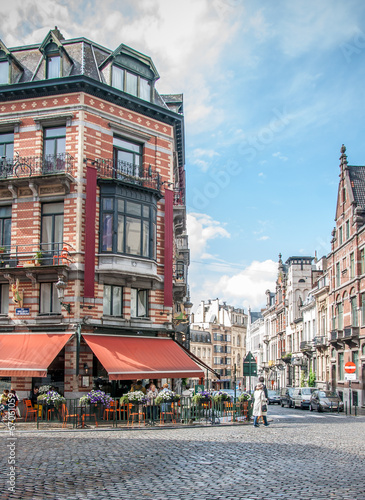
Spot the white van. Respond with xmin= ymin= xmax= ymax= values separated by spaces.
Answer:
xmin=292 ymin=387 xmax=316 ymax=409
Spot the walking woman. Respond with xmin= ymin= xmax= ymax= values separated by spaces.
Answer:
xmin=252 ymin=383 xmax=269 ymax=427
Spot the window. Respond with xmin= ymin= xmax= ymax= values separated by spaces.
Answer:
xmin=362 ymin=293 xmax=365 ymax=326
xmin=113 ymin=136 xmax=142 ymax=177
xmin=337 ymin=302 xmax=343 ymax=330
xmin=131 ymin=288 xmax=148 ymax=318
xmin=0 ymin=206 xmax=11 ymax=249
xmin=339 ymin=226 xmax=343 ymax=245
xmin=351 ymin=296 xmax=358 ymax=327
xmin=47 ymin=55 xmax=60 ymax=79
xmin=336 ymin=262 xmax=341 ymax=287
xmin=0 ymin=60 xmax=8 ymax=84
xmin=43 ymin=126 xmax=66 ymax=173
xmin=112 ymin=66 xmax=151 ymax=102
xmin=361 ymin=248 xmax=365 ymax=274
xmin=346 ymin=220 xmax=350 ymax=240
xmin=0 ymin=284 xmax=9 ymax=314
xmin=350 ymin=252 xmax=355 ymax=279
xmin=100 ymin=195 xmax=157 ymax=259
xmin=103 ymin=285 xmax=123 ymax=316
xmin=40 ymin=283 xmax=61 ymax=313
xmin=338 ymin=352 xmax=344 ymax=380
xmin=41 ymin=202 xmax=64 ymax=256
xmin=0 ymin=132 xmax=13 ymax=159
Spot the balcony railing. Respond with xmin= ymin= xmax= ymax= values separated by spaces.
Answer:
xmin=173 ymin=189 xmax=185 ymax=206
xmin=0 ymin=153 xmax=74 ymax=179
xmin=0 ymin=242 xmax=74 ymax=269
xmin=313 ymin=336 xmax=327 ymax=346
xmin=344 ymin=327 xmax=359 ymax=338
xmin=95 ymin=158 xmax=161 ymax=192
xmin=300 ymin=341 xmax=313 ymax=351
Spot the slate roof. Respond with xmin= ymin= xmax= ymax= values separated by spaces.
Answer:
xmin=348 ymin=165 xmax=365 ymax=208
xmin=6 ymin=33 xmax=169 ymax=109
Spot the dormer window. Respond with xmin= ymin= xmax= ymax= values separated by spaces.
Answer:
xmin=0 ymin=60 xmax=8 ymax=84
xmin=47 ymin=55 xmax=60 ymax=79
xmin=112 ymin=66 xmax=151 ymax=102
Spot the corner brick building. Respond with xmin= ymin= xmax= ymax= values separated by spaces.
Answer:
xmin=0 ymin=28 xmax=203 ymax=399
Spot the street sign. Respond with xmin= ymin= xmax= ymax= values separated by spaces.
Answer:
xmin=344 ymin=362 xmax=356 ymax=374
xmin=345 ymin=373 xmax=356 ymax=381
xmin=15 ymin=308 xmax=29 ymax=316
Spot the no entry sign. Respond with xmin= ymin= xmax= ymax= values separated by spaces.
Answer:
xmin=344 ymin=362 xmax=356 ymax=374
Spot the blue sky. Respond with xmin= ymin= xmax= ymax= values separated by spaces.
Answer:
xmin=3 ymin=0 xmax=365 ymax=311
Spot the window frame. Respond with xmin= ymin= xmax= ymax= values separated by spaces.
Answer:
xmin=41 ymin=202 xmax=64 ymax=256
xmin=100 ymin=195 xmax=156 ymax=259
xmin=103 ymin=284 xmax=123 ymax=317
xmin=0 ymin=60 xmax=9 ymax=85
xmin=130 ymin=288 xmax=148 ymax=318
xmin=0 ymin=283 xmax=9 ymax=314
xmin=39 ymin=282 xmax=61 ymax=314
xmin=111 ymin=65 xmax=152 ymax=102
xmin=0 ymin=206 xmax=11 ymax=249
xmin=46 ymin=54 xmax=61 ymax=79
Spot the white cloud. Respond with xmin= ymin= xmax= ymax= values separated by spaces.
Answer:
xmin=272 ymin=152 xmax=288 ymax=161
xmin=258 ymin=236 xmax=270 ymax=241
xmin=191 ymin=259 xmax=277 ymax=311
xmin=187 ymin=212 xmax=230 ymax=259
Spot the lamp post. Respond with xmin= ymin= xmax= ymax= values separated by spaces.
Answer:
xmin=55 ymin=276 xmax=71 ymax=313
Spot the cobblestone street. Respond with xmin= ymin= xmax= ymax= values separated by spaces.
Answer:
xmin=1 ymin=409 xmax=365 ymax=500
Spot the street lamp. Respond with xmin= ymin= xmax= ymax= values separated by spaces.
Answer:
xmin=55 ymin=276 xmax=71 ymax=313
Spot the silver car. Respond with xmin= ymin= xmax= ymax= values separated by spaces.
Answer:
xmin=310 ymin=390 xmax=344 ymax=412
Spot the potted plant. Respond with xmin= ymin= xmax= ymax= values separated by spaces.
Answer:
xmin=120 ymin=390 xmax=148 ymax=405
xmin=0 ymin=247 xmax=5 ymax=254
xmin=213 ymin=391 xmax=232 ymax=403
xmin=237 ymin=392 xmax=251 ymax=402
xmin=37 ymin=390 xmax=66 ymax=409
xmin=79 ymin=389 xmax=113 ymax=407
xmin=192 ymin=390 xmax=212 ymax=405
xmin=33 ymin=251 xmax=43 ymax=266
xmin=155 ymin=390 xmax=180 ymax=405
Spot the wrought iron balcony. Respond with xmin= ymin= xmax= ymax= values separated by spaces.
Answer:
xmin=0 ymin=242 xmax=74 ymax=270
xmin=94 ymin=158 xmax=161 ymax=192
xmin=300 ymin=341 xmax=313 ymax=352
xmin=313 ymin=335 xmax=327 ymax=347
xmin=173 ymin=188 xmax=185 ymax=206
xmin=344 ymin=326 xmax=359 ymax=339
xmin=0 ymin=153 xmax=74 ymax=179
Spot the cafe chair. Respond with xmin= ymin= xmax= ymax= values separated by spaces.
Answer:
xmin=127 ymin=404 xmax=145 ymax=427
xmin=24 ymin=399 xmax=37 ymax=422
xmin=61 ymin=404 xmax=80 ymax=428
xmin=103 ymin=400 xmax=118 ymax=421
xmin=160 ymin=403 xmax=176 ymax=425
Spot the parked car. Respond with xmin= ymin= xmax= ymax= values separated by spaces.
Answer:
xmin=292 ymin=387 xmax=316 ymax=409
xmin=280 ymin=387 xmax=295 ymax=407
xmin=310 ymin=390 xmax=344 ymax=412
xmin=267 ymin=390 xmax=280 ymax=404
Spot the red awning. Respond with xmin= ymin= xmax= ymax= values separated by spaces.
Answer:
xmin=0 ymin=333 xmax=72 ymax=377
xmin=83 ymin=335 xmax=204 ymax=380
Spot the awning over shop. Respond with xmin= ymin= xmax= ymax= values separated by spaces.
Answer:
xmin=83 ymin=335 xmax=204 ymax=380
xmin=0 ymin=333 xmax=72 ymax=377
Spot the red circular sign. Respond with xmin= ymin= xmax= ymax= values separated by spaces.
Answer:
xmin=344 ymin=362 xmax=356 ymax=373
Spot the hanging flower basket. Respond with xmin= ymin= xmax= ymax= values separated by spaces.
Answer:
xmin=79 ymin=389 xmax=113 ymax=407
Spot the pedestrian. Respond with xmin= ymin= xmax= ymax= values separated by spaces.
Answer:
xmin=252 ymin=383 xmax=269 ymax=427
xmin=131 ymin=380 xmax=146 ymax=394
xmin=258 ymin=376 xmax=268 ymax=398
xmin=146 ymin=383 xmax=159 ymax=423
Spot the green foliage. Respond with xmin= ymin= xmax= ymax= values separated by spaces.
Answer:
xmin=308 ymin=370 xmax=316 ymax=387
xmin=300 ymin=371 xmax=306 ymax=387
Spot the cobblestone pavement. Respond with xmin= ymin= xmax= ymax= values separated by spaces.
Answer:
xmin=1 ymin=411 xmax=365 ymax=500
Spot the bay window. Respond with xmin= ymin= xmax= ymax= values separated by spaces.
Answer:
xmin=100 ymin=193 xmax=156 ymax=259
